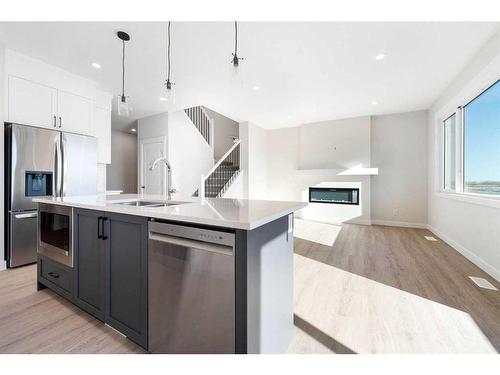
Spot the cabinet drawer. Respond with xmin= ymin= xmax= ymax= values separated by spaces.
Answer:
xmin=40 ymin=258 xmax=73 ymax=293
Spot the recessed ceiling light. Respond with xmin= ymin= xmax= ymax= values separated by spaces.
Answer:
xmin=91 ymin=62 xmax=101 ymax=69
xmin=371 ymin=101 xmax=378 ymax=105
xmin=159 ymin=97 xmax=168 ymax=101
xmin=252 ymin=85 xmax=260 ymax=91
xmin=131 ymin=128 xmax=136 ymax=132
xmin=375 ymin=53 xmax=385 ymax=61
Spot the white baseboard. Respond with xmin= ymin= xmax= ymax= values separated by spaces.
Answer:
xmin=427 ymin=225 xmax=500 ymax=283
xmin=347 ymin=218 xmax=372 ymax=226
xmin=0 ymin=261 xmax=6 ymax=271
xmin=371 ymin=220 xmax=428 ymax=229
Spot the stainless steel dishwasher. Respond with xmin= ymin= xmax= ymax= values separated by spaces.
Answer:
xmin=148 ymin=221 xmax=235 ymax=353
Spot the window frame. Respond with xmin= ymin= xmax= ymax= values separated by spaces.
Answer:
xmin=439 ymin=78 xmax=500 ymax=202
xmin=442 ymin=112 xmax=458 ymax=192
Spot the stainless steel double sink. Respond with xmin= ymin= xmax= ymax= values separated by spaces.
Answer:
xmin=112 ymin=200 xmax=187 ymax=208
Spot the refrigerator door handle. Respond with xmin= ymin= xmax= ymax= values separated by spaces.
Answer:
xmin=55 ymin=135 xmax=64 ymax=197
xmin=61 ymin=134 xmax=66 ymax=196
xmin=54 ymin=137 xmax=60 ymax=197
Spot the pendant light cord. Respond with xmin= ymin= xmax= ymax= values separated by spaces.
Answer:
xmin=121 ymin=39 xmax=125 ymax=97
xmin=167 ymin=21 xmax=172 ymax=84
xmin=234 ymin=21 xmax=238 ymax=56
xmin=232 ymin=21 xmax=242 ymax=65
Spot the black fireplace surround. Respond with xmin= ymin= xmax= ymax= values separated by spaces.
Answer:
xmin=308 ymin=187 xmax=359 ymax=205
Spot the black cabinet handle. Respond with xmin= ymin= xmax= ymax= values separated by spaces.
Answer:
xmin=58 ymin=116 xmax=62 ymax=128
xmin=102 ymin=217 xmax=108 ymax=240
xmin=97 ymin=216 xmax=103 ymax=239
xmin=48 ymin=271 xmax=60 ymax=279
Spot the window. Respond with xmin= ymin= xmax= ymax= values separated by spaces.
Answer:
xmin=443 ymin=114 xmax=456 ymax=190
xmin=463 ymin=80 xmax=500 ymax=196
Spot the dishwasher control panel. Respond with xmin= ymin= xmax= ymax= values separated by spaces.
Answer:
xmin=148 ymin=221 xmax=235 ymax=247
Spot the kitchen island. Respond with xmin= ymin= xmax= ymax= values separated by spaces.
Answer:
xmin=33 ymin=194 xmax=306 ymax=354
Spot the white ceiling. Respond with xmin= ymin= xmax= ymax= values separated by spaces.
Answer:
xmin=0 ymin=22 xmax=498 ymax=131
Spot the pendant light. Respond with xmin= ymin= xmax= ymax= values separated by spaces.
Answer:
xmin=164 ymin=21 xmax=175 ymax=103
xmin=231 ymin=21 xmax=243 ymax=68
xmin=116 ymin=31 xmax=130 ymax=117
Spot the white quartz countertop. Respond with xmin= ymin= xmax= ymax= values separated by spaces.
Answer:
xmin=32 ymin=194 xmax=307 ymax=230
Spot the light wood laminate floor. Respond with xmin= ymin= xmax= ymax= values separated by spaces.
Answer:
xmin=1 ymin=220 xmax=499 ymax=354
xmin=289 ymin=219 xmax=500 ymax=353
xmin=0 ymin=265 xmax=145 ymax=354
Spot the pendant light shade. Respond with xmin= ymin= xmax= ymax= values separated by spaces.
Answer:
xmin=117 ymin=94 xmax=130 ymax=117
xmin=164 ymin=22 xmax=175 ymax=104
xmin=116 ymin=31 xmax=130 ymax=117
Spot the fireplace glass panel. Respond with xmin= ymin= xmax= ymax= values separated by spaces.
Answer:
xmin=309 ymin=187 xmax=359 ymax=205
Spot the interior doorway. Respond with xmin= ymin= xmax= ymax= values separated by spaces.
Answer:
xmin=138 ymin=136 xmax=167 ymax=195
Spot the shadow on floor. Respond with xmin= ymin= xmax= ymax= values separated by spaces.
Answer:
xmin=294 ymin=314 xmax=356 ymax=354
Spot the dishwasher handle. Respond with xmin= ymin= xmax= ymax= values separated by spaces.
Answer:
xmin=149 ymin=232 xmax=234 ymax=257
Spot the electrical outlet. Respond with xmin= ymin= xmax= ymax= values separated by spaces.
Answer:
xmin=392 ymin=208 xmax=399 ymax=216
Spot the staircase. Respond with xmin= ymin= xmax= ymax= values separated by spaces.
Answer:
xmin=185 ymin=106 xmax=212 ymax=146
xmin=193 ymin=140 xmax=241 ymax=198
xmin=185 ymin=105 xmax=240 ymax=198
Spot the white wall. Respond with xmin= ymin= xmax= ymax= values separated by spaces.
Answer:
xmin=137 ymin=113 xmax=168 ymax=140
xmin=428 ymin=29 xmax=500 ymax=281
xmin=371 ymin=110 xmax=428 ymax=226
xmin=106 ymin=130 xmax=138 ymax=193
xmin=137 ymin=110 xmax=215 ymax=200
xmin=265 ymin=127 xmax=300 ymax=201
xmin=235 ymin=113 xmax=429 ymax=227
xmin=167 ymin=110 xmax=214 ymax=201
xmin=203 ymin=106 xmax=239 ymax=160
xmin=264 ymin=118 xmax=372 ymax=225
xmin=299 ymin=116 xmax=371 ymax=169
xmin=238 ymin=122 xmax=269 ymax=200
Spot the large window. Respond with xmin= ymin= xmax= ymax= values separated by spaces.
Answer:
xmin=463 ymin=80 xmax=500 ymax=196
xmin=442 ymin=79 xmax=500 ymax=197
xmin=443 ymin=114 xmax=456 ymax=191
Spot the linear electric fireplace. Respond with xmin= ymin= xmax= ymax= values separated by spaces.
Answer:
xmin=309 ymin=187 xmax=359 ymax=205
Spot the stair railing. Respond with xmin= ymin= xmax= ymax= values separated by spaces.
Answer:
xmin=184 ymin=106 xmax=214 ymax=147
xmin=200 ymin=138 xmax=241 ymax=198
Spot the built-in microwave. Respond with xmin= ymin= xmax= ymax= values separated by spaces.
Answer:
xmin=37 ymin=203 xmax=73 ymax=268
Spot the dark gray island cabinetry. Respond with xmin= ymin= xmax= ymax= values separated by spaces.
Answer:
xmin=34 ymin=195 xmax=306 ymax=353
xmin=73 ymin=209 xmax=148 ymax=349
xmin=37 ymin=208 xmax=148 ymax=350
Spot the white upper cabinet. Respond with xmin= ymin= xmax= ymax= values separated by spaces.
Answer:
xmin=5 ymin=50 xmax=112 ymax=165
xmin=8 ymin=76 xmax=57 ymax=129
xmin=5 ymin=50 xmax=97 ymax=136
xmin=57 ymin=90 xmax=93 ymax=135
xmin=94 ymin=91 xmax=112 ymax=164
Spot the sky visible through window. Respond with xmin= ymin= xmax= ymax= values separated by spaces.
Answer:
xmin=464 ymin=80 xmax=500 ymax=195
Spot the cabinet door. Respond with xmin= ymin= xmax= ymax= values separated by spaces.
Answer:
xmin=94 ymin=106 xmax=111 ymax=164
xmin=8 ymin=76 xmax=57 ymax=129
xmin=105 ymin=213 xmax=148 ymax=349
xmin=74 ymin=208 xmax=106 ymax=321
xmin=57 ymin=90 xmax=93 ymax=135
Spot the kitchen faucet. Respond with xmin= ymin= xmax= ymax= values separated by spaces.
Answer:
xmin=149 ymin=157 xmax=177 ymax=200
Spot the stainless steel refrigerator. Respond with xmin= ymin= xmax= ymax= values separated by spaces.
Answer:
xmin=4 ymin=123 xmax=97 ymax=268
